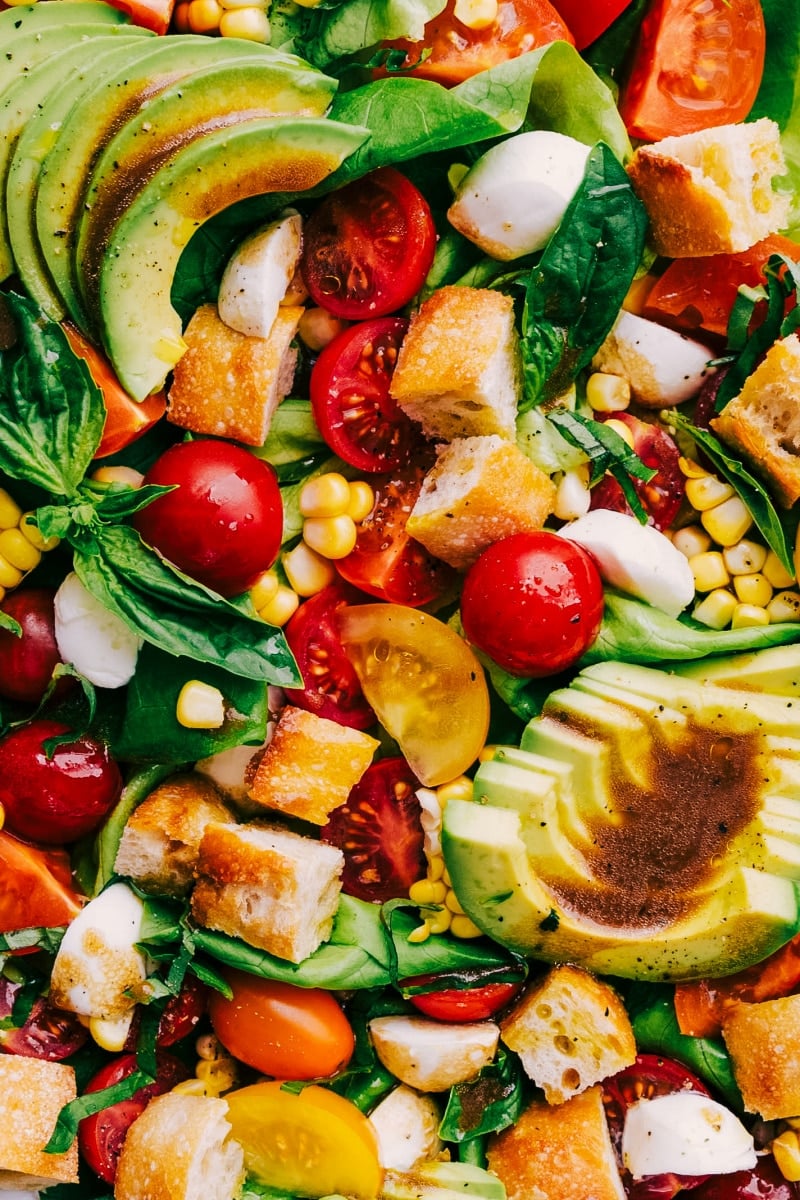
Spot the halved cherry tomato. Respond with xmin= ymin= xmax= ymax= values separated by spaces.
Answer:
xmin=283 ymin=583 xmax=376 ymax=730
xmin=301 ymin=168 xmax=436 ymax=320
xmin=0 ymin=978 xmax=87 ymax=1060
xmin=589 ymin=412 xmax=684 ymax=532
xmin=690 ymin=1157 xmax=800 ymax=1200
xmin=618 ymin=0 xmax=766 ymax=142
xmin=549 ymin=0 xmax=632 ymax=49
xmin=643 ymin=235 xmax=800 ymax=342
xmin=0 ymin=830 xmax=83 ymax=933
xmin=62 ymin=324 xmax=166 ymax=459
xmin=335 ymin=464 xmax=457 ymax=607
xmin=321 ymin=756 xmax=426 ymax=903
xmin=378 ymin=0 xmax=573 ymax=86
xmin=209 ymin=970 xmax=354 ymax=1079
xmin=310 ymin=318 xmax=423 ymax=473
xmin=103 ymin=0 xmax=175 ymax=32
xmin=78 ymin=1051 xmax=190 ymax=1184
xmin=407 ymin=978 xmax=524 ymax=1022
xmin=123 ymin=976 xmax=209 ymax=1050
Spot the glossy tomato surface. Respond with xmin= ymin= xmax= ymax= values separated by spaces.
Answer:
xmin=283 ymin=584 xmax=376 ymax=729
xmin=209 ymin=970 xmax=355 ymax=1080
xmin=408 ymin=978 xmax=524 ymax=1022
xmin=321 ymin=756 xmax=426 ymax=903
xmin=0 ymin=588 xmax=61 ymax=704
xmin=549 ymin=0 xmax=631 ymax=48
xmin=0 ymin=831 xmax=83 ymax=933
xmin=690 ymin=1158 xmax=800 ymax=1200
xmin=301 ymin=168 xmax=436 ymax=319
xmin=0 ymin=721 xmax=122 ymax=844
xmin=461 ymin=531 xmax=604 ymax=677
xmin=78 ymin=1052 xmax=190 ymax=1185
xmin=133 ymin=439 xmax=282 ymax=597
xmin=378 ymin=0 xmax=573 ymax=85
xmin=0 ymin=977 xmax=87 ymax=1059
xmin=618 ymin=0 xmax=766 ymax=142
xmin=310 ymin=317 xmax=422 ymax=473
xmin=123 ymin=976 xmax=209 ymax=1050
xmin=588 ymin=412 xmax=684 ymax=531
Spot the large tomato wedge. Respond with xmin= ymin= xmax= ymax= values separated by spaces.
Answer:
xmin=301 ymin=168 xmax=436 ymax=320
xmin=0 ymin=830 xmax=83 ymax=933
xmin=618 ymin=0 xmax=766 ymax=142
xmin=549 ymin=0 xmax=632 ymax=49
xmin=589 ymin=412 xmax=684 ymax=532
xmin=310 ymin=317 xmax=423 ymax=473
xmin=378 ymin=0 xmax=573 ymax=86
xmin=321 ymin=756 xmax=426 ymax=904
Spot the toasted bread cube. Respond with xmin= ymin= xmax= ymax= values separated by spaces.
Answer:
xmin=167 ymin=302 xmax=303 ymax=445
xmin=0 ymin=1057 xmax=79 ymax=1189
xmin=390 ymin=287 xmax=521 ymax=441
xmin=114 ymin=772 xmax=236 ymax=896
xmin=500 ymin=965 xmax=636 ymax=1105
xmin=406 ymin=435 xmax=557 ymax=570
xmin=722 ymin=994 xmax=800 ymax=1118
xmin=487 ymin=1086 xmax=626 ymax=1200
xmin=191 ymin=821 xmax=344 ymax=963
xmin=246 ymin=705 xmax=379 ymax=825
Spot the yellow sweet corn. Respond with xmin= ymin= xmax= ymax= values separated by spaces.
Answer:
xmin=0 ymin=489 xmax=59 ymax=602
xmin=585 ymin=372 xmax=631 ymax=413
xmin=176 ymin=681 xmax=225 ymax=729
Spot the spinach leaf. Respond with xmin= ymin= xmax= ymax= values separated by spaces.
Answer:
xmin=0 ymin=294 xmax=105 ymax=496
xmin=304 ymin=0 xmax=445 ymax=67
xmin=439 ymin=1047 xmax=528 ymax=1143
xmin=520 ymin=143 xmax=647 ymax=410
xmin=329 ymin=988 xmax=408 ymax=1112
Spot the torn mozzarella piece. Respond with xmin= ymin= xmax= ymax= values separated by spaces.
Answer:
xmin=368 ymin=1015 xmax=499 ymax=1092
xmin=622 ymin=1092 xmax=757 ymax=1178
xmin=218 ymin=209 xmax=303 ymax=338
xmin=54 ymin=571 xmax=141 ymax=688
xmin=369 ymin=1085 xmax=443 ymax=1169
xmin=591 ymin=310 xmax=715 ymax=408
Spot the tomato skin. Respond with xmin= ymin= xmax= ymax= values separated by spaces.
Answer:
xmin=0 ymin=831 xmax=83 ymax=933
xmin=133 ymin=439 xmax=282 ymax=597
xmin=321 ymin=756 xmax=426 ymax=904
xmin=618 ymin=0 xmax=766 ymax=142
xmin=408 ymin=980 xmax=524 ymax=1022
xmin=548 ymin=0 xmax=632 ymax=49
xmin=104 ymin=0 xmax=174 ymax=32
xmin=378 ymin=0 xmax=573 ymax=86
xmin=0 ymin=721 xmax=122 ymax=845
xmin=589 ymin=412 xmax=684 ymax=532
xmin=0 ymin=977 xmax=88 ymax=1060
xmin=209 ymin=970 xmax=355 ymax=1080
xmin=283 ymin=584 xmax=376 ymax=730
xmin=461 ymin=531 xmax=604 ymax=678
xmin=690 ymin=1157 xmax=800 ymax=1200
xmin=123 ymin=976 xmax=209 ymax=1050
xmin=301 ymin=168 xmax=436 ymax=320
xmin=0 ymin=588 xmax=61 ymax=704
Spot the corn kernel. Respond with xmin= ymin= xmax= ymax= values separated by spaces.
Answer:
xmin=450 ymin=915 xmax=483 ymax=939
xmin=407 ymin=921 xmax=431 ymax=944
xmin=723 ymin=538 xmax=768 ymax=575
xmin=298 ymin=308 xmax=348 ymax=353
xmin=172 ymin=1077 xmax=208 ymax=1097
xmin=250 ymin=570 xmax=279 ymax=611
xmin=346 ymin=481 xmax=375 ymax=524
xmin=622 ymin=273 xmax=656 ymax=316
xmin=678 ymin=457 xmax=709 ymax=480
xmin=0 ymin=489 xmax=22 ymax=531
xmin=427 ymin=854 xmax=445 ymax=882
xmin=765 ymin=550 xmax=796 ymax=590
xmin=445 ymin=889 xmax=465 ymax=915
xmin=773 ymin=1131 xmax=800 ymax=1182
xmin=692 ymin=588 xmax=738 ymax=630
xmin=303 ymin=514 xmax=357 ymax=560
xmin=89 ymin=1012 xmax=134 ymax=1053
xmin=282 ymin=542 xmax=336 ymax=597
xmin=409 ymin=879 xmax=447 ymax=906
xmin=0 ymin=585 xmax=5 ymax=604
xmin=219 ymin=7 xmax=270 ymax=39
xmin=0 ymin=528 xmax=40 ymax=573
xmin=685 ymin=474 xmax=735 ymax=512
xmin=585 ymin=372 xmax=631 ymax=413
xmin=171 ymin=0 xmax=192 ymax=30
xmin=187 ymin=0 xmax=223 ymax=31
xmin=426 ymin=908 xmax=452 ymax=935
xmin=784 ymin=1117 xmax=800 ymax=1132
xmin=732 ymin=572 xmax=772 ymax=608
xmin=672 ymin=525 xmax=712 ymax=560
xmin=91 ymin=465 xmax=145 ymax=489
xmin=196 ymin=1033 xmax=220 ymax=1061
xmin=689 ymin=551 xmax=729 ymax=593
xmin=258 ymin=585 xmax=299 ymax=627
xmin=768 ymin=591 xmax=800 ymax=623
xmin=0 ymin=805 xmax=5 ymax=832
xmin=436 ymin=776 xmax=474 ymax=804
xmin=701 ymin=496 xmax=753 ymax=547
xmin=553 ymin=467 xmax=591 ymax=521
xmin=731 ymin=603 xmax=770 ymax=629
xmin=453 ymin=0 xmax=498 ymax=29
xmin=176 ymin=680 xmax=225 ymax=729
xmin=20 ymin=513 xmax=59 ymax=552
xmin=300 ymin=473 xmax=352 ymax=518
xmin=442 ymin=867 xmax=451 ymax=887
xmin=196 ymin=1056 xmax=238 ymax=1095
xmin=0 ymin=557 xmax=23 ymax=590
xmin=604 ymin=418 xmax=635 ymax=449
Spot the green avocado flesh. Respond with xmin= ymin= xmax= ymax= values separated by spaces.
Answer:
xmin=442 ymin=654 xmax=800 ymax=981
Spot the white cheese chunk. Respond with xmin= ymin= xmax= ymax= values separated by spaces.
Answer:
xmin=622 ymin=1092 xmax=757 ymax=1178
xmin=54 ymin=571 xmax=141 ymax=688
xmin=369 ymin=1085 xmax=443 ymax=1169
xmin=592 ymin=310 xmax=715 ymax=408
xmin=218 ymin=209 xmax=303 ymax=339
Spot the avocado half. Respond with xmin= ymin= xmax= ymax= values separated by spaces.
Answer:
xmin=442 ymin=653 xmax=800 ymax=981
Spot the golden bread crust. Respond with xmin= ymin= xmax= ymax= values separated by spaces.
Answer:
xmin=723 ymin=994 xmax=800 ymax=1118
xmin=0 ymin=1056 xmax=79 ymax=1188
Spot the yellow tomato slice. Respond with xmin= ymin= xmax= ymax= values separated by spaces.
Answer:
xmin=337 ymin=603 xmax=490 ymax=786
xmin=224 ymin=1081 xmax=383 ymax=1199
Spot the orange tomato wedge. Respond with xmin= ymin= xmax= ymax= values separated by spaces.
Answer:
xmin=0 ymin=830 xmax=83 ymax=935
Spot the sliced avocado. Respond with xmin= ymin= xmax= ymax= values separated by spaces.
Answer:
xmin=85 ymin=116 xmax=367 ymax=399
xmin=541 ymin=683 xmax=660 ymax=789
xmin=486 ymin=742 xmax=610 ymax=848
xmin=673 ymin=645 xmax=800 ymax=698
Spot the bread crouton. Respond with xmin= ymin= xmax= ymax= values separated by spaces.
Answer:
xmin=722 ymin=994 xmax=800 ymax=1118
xmin=487 ymin=1086 xmax=626 ymax=1200
xmin=406 ymin=435 xmax=556 ymax=570
xmin=167 ymin=302 xmax=303 ymax=445
xmin=246 ymin=705 xmax=379 ymax=825
xmin=0 ymin=1057 xmax=79 ymax=1189
xmin=114 ymin=772 xmax=236 ymax=896
xmin=711 ymin=334 xmax=800 ymax=508
xmin=627 ymin=118 xmax=789 ymax=258
xmin=191 ymin=821 xmax=344 ymax=962
xmin=390 ymin=287 xmax=520 ymax=441
xmin=500 ymin=965 xmax=636 ymax=1105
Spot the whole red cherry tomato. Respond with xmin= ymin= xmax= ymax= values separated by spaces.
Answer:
xmin=0 ymin=588 xmax=61 ymax=704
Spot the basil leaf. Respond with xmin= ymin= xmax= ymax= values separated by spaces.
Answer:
xmin=46 ymin=1070 xmax=155 ymax=1154
xmin=0 ymin=926 xmax=66 ymax=954
xmin=0 ymin=293 xmax=105 ymax=496
xmin=73 ymin=525 xmax=300 ymax=686
xmin=716 ymin=255 xmax=792 ymax=410
xmin=440 ymin=1048 xmax=528 ymax=1142
xmin=329 ymin=989 xmax=408 ymax=1112
xmin=92 ymin=483 xmax=175 ymax=522
xmin=547 ymin=408 xmax=654 ymax=524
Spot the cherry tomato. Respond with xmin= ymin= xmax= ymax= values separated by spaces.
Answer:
xmin=460 ymin=531 xmax=604 ymax=678
xmin=0 ymin=830 xmax=83 ymax=932
xmin=643 ymin=235 xmax=800 ymax=343
xmin=407 ymin=978 xmax=524 ymax=1022
xmin=336 ymin=464 xmax=457 ymax=607
xmin=225 ymin=1081 xmax=382 ymax=1198
xmin=310 ymin=318 xmax=423 ymax=473
xmin=78 ymin=1052 xmax=190 ymax=1185
xmin=283 ymin=584 xmax=376 ymax=730
xmin=104 ymin=0 xmax=175 ymax=31
xmin=209 ymin=970 xmax=354 ymax=1080
xmin=691 ymin=1157 xmax=800 ymax=1200
xmin=589 ymin=412 xmax=684 ymax=532
xmin=0 ymin=588 xmax=61 ymax=704
xmin=301 ymin=167 xmax=436 ymax=320
xmin=548 ymin=0 xmax=632 ymax=49
xmin=133 ymin=439 xmax=282 ymax=597
xmin=618 ymin=0 xmax=766 ymax=142
xmin=321 ymin=756 xmax=426 ymax=904
xmin=0 ymin=978 xmax=87 ymax=1060
xmin=378 ymin=0 xmax=574 ymax=86
xmin=0 ymin=720 xmax=122 ymax=845
xmin=123 ymin=976 xmax=209 ymax=1050
xmin=63 ymin=324 xmax=166 ymax=459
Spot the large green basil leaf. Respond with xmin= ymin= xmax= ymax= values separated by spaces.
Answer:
xmin=440 ymin=1047 xmax=528 ymax=1142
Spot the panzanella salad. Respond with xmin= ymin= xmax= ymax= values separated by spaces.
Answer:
xmin=3 ymin=0 xmax=800 ymax=1197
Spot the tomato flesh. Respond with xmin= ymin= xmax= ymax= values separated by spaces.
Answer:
xmin=690 ymin=1157 xmax=800 ymax=1200
xmin=0 ymin=831 xmax=83 ymax=933
xmin=301 ymin=168 xmax=436 ymax=320
xmin=0 ymin=588 xmax=61 ymax=704
xmin=618 ymin=0 xmax=766 ymax=142
xmin=321 ymin=756 xmax=426 ymax=904
xmin=0 ymin=978 xmax=87 ymax=1060
xmin=408 ymin=979 xmax=524 ymax=1022
xmin=589 ymin=412 xmax=684 ymax=532
xmin=461 ymin=531 xmax=604 ymax=678
xmin=548 ymin=0 xmax=632 ymax=49
xmin=209 ymin=970 xmax=355 ymax=1079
